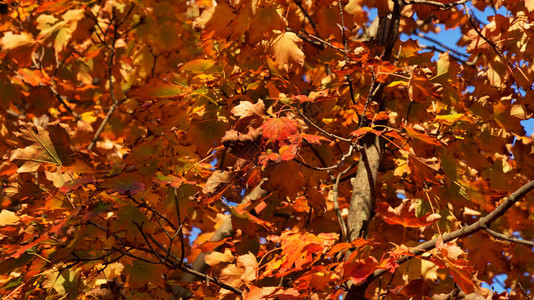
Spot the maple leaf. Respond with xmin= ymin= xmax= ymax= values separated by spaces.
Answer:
xmin=261 ymin=116 xmax=299 ymax=145
xmin=270 ymin=31 xmax=305 ymax=72
xmin=263 ymin=229 xmax=338 ymax=277
xmin=10 ymin=121 xmax=73 ymax=172
xmin=180 ymin=59 xmax=216 ymax=73
xmin=127 ymin=78 xmax=184 ymax=100
xmin=344 ymin=254 xmax=379 ymax=285
xmin=231 ymin=100 xmax=265 ymax=119
xmin=204 ymin=248 xmax=234 ymax=266
xmin=103 ymin=172 xmax=145 ymax=195
xmin=124 ymin=260 xmax=166 ymax=289
xmin=249 ymin=5 xmax=286 ymax=44
xmin=376 ymin=199 xmax=441 ymax=227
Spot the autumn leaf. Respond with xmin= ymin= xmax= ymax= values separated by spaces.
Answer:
xmin=376 ymin=199 xmax=441 ymax=227
xmin=270 ymin=31 xmax=305 ymax=72
xmin=261 ymin=116 xmax=299 ymax=145
xmin=344 ymin=254 xmax=379 ymax=284
xmin=180 ymin=59 xmax=216 ymax=73
xmin=231 ymin=100 xmax=265 ymax=119
xmin=10 ymin=121 xmax=73 ymax=172
xmin=0 ymin=32 xmax=36 ymax=50
xmin=404 ymin=126 xmax=441 ymax=146
xmin=103 ymin=172 xmax=145 ymax=195
xmin=127 ymin=78 xmax=184 ymax=100
xmin=124 ymin=260 xmax=166 ymax=289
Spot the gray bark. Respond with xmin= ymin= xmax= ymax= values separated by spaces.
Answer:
xmin=347 ymin=135 xmax=382 ymax=241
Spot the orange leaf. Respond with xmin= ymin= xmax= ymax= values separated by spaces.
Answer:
xmin=404 ymin=127 xmax=441 ymax=146
xmin=270 ymin=31 xmax=305 ymax=72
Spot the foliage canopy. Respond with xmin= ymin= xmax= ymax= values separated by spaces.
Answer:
xmin=1 ymin=0 xmax=534 ymax=298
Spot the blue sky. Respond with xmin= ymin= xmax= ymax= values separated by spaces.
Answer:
xmin=365 ymin=4 xmax=534 ymax=138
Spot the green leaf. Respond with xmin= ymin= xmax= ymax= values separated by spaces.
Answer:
xmin=180 ymin=59 xmax=216 ymax=73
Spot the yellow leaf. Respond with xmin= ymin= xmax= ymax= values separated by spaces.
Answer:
xmin=204 ymin=248 xmax=234 ymax=266
xmin=0 ymin=32 xmax=35 ymax=50
xmin=0 ymin=210 xmax=19 ymax=226
xmin=270 ymin=31 xmax=305 ymax=72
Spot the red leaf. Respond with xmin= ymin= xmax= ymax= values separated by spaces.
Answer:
xmin=261 ymin=117 xmax=299 ymax=145
xmin=376 ymin=199 xmax=441 ymax=227
xmin=12 ymin=235 xmax=48 ymax=258
xmin=344 ymin=254 xmax=379 ymax=284
xmin=59 ymin=177 xmax=94 ymax=193
xmin=300 ymin=134 xmax=330 ymax=144
xmin=350 ymin=127 xmax=373 ymax=138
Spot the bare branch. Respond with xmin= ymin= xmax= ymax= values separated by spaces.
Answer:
xmin=297 ymin=109 xmax=352 ymax=142
xmin=415 ymin=31 xmax=469 ymax=58
xmin=463 ymin=3 xmax=504 ymax=58
xmin=48 ymin=85 xmax=82 ymax=120
xmin=484 ymin=228 xmax=534 ymax=247
xmin=173 ymin=187 xmax=186 ymax=264
xmin=301 ymin=31 xmax=346 ymax=54
xmin=292 ymin=0 xmax=318 ymax=35
xmin=337 ymin=1 xmax=357 ymax=106
xmin=403 ymin=0 xmax=470 ymax=10
xmin=88 ymin=16 xmax=123 ymax=151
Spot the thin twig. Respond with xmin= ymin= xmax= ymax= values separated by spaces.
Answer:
xmin=88 ymin=219 xmax=243 ymax=295
xmin=300 ymin=31 xmax=346 ymax=53
xmin=129 ymin=196 xmax=178 ymax=231
xmin=484 ymin=228 xmax=534 ymax=247
xmin=463 ymin=3 xmax=504 ymax=58
xmin=294 ymin=158 xmax=344 ymax=171
xmin=88 ymin=15 xmax=121 ymax=151
xmin=292 ymin=0 xmax=318 ymax=34
xmin=147 ymin=234 xmax=243 ymax=295
xmin=337 ymin=1 xmax=357 ymax=106
xmin=173 ymin=188 xmax=186 ymax=264
xmin=415 ymin=31 xmax=469 ymax=58
xmin=516 ymin=281 xmax=531 ymax=300
xmin=48 ymin=85 xmax=82 ymax=120
xmin=298 ymin=109 xmax=351 ymax=142
xmin=418 ymin=44 xmax=475 ymax=67
xmin=403 ymin=0 xmax=469 ymax=10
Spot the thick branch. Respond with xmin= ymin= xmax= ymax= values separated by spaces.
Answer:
xmin=360 ymin=179 xmax=534 ymax=288
xmin=347 ymin=136 xmax=381 ymax=241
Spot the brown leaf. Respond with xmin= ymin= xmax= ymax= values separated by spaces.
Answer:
xmin=10 ymin=121 xmax=73 ymax=172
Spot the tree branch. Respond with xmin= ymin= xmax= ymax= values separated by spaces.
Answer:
xmin=88 ymin=15 xmax=121 ymax=151
xmin=403 ymin=0 xmax=469 ymax=10
xmin=297 ymin=109 xmax=351 ymax=142
xmin=360 ymin=179 xmax=534 ymax=289
xmin=484 ymin=228 xmax=534 ymax=247
xmin=177 ymin=179 xmax=268 ymax=297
